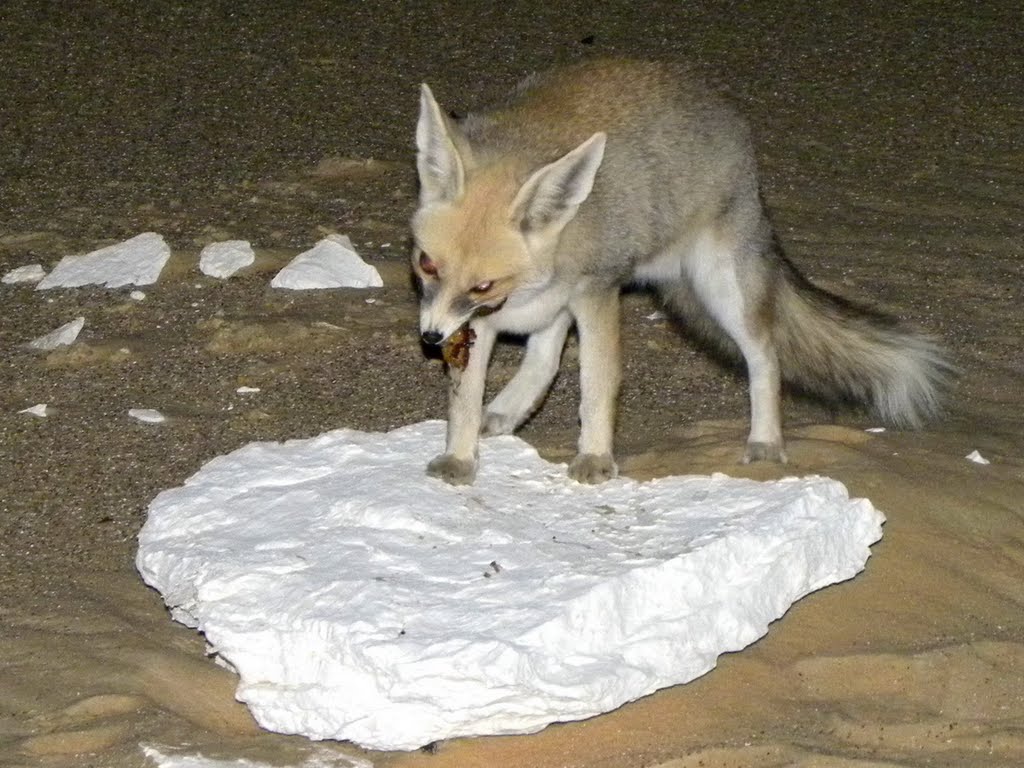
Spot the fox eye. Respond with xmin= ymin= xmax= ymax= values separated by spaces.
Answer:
xmin=470 ymin=280 xmax=494 ymax=294
xmin=418 ymin=252 xmax=438 ymax=277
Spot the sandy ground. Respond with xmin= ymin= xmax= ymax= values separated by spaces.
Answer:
xmin=2 ymin=1 xmax=1023 ymax=766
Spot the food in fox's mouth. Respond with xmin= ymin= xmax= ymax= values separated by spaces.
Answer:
xmin=442 ymin=326 xmax=476 ymax=371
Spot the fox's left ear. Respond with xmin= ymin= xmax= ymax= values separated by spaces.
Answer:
xmin=511 ymin=132 xmax=606 ymax=235
xmin=416 ymin=84 xmax=466 ymax=207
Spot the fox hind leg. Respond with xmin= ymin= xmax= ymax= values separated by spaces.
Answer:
xmin=680 ymin=231 xmax=786 ymax=463
xmin=482 ymin=311 xmax=573 ymax=436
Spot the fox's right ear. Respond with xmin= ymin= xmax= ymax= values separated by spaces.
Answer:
xmin=416 ymin=84 xmax=465 ymax=207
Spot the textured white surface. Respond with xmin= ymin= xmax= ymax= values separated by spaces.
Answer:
xmin=36 ymin=232 xmax=170 ymax=289
xmin=271 ymin=235 xmax=383 ymax=289
xmin=137 ymin=421 xmax=884 ymax=751
xmin=200 ymin=240 xmax=255 ymax=279
xmin=28 ymin=317 xmax=85 ymax=350
xmin=142 ymin=745 xmax=372 ymax=768
xmin=2 ymin=263 xmax=46 ymax=284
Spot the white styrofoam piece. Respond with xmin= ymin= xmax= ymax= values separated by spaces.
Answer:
xmin=199 ymin=240 xmax=255 ymax=279
xmin=137 ymin=421 xmax=884 ymax=751
xmin=36 ymin=232 xmax=170 ymax=289
xmin=129 ymin=408 xmax=166 ymax=424
xmin=19 ymin=403 xmax=49 ymax=417
xmin=271 ymin=235 xmax=383 ymax=290
xmin=28 ymin=317 xmax=85 ymax=350
xmin=965 ymin=449 xmax=990 ymax=465
xmin=2 ymin=263 xmax=46 ymax=284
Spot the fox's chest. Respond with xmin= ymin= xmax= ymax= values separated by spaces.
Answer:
xmin=485 ymin=281 xmax=572 ymax=335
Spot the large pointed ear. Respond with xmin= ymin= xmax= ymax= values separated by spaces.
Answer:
xmin=511 ymin=132 xmax=606 ymax=234
xmin=416 ymin=84 xmax=465 ymax=207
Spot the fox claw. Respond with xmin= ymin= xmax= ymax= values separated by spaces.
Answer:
xmin=742 ymin=441 xmax=788 ymax=464
xmin=427 ymin=454 xmax=477 ymax=485
xmin=568 ymin=453 xmax=618 ymax=484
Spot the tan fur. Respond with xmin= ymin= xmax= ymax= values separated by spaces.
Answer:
xmin=412 ymin=59 xmax=953 ymax=485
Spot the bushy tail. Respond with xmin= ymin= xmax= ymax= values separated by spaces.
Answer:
xmin=773 ymin=266 xmax=954 ymax=427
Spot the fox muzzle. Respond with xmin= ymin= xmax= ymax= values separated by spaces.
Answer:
xmin=421 ymin=329 xmax=444 ymax=346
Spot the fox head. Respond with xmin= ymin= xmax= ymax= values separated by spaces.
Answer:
xmin=411 ymin=83 xmax=606 ymax=345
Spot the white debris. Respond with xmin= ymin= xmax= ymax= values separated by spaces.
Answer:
xmin=864 ymin=427 xmax=886 ymax=433
xmin=36 ymin=233 xmax=170 ymax=289
xmin=236 ymin=386 xmax=261 ymax=394
xmin=28 ymin=317 xmax=85 ymax=350
xmin=131 ymin=290 xmax=147 ymax=301
xmin=2 ymin=263 xmax=46 ymax=284
xmin=199 ymin=240 xmax=256 ymax=279
xmin=645 ymin=311 xmax=666 ymax=321
xmin=141 ymin=745 xmax=372 ymax=768
xmin=965 ymin=450 xmax=990 ymax=465
xmin=137 ymin=421 xmax=885 ymax=752
xmin=19 ymin=403 xmax=48 ymax=417
xmin=271 ymin=235 xmax=383 ymax=290
xmin=129 ymin=408 xmax=166 ymax=424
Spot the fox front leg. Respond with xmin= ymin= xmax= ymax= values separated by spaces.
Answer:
xmin=427 ymin=322 xmax=497 ymax=484
xmin=482 ymin=310 xmax=573 ymax=436
xmin=568 ymin=290 xmax=621 ymax=483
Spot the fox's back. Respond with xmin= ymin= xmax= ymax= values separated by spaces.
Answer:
xmin=458 ymin=59 xmax=759 ymax=266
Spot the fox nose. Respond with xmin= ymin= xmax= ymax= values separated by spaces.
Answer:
xmin=421 ymin=329 xmax=444 ymax=346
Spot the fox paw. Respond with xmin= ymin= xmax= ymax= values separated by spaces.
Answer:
xmin=568 ymin=453 xmax=618 ymax=484
xmin=427 ymin=454 xmax=477 ymax=485
xmin=742 ymin=441 xmax=788 ymax=464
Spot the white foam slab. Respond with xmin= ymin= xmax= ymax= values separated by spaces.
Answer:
xmin=28 ymin=316 xmax=85 ymax=350
xmin=965 ymin=449 xmax=990 ymax=465
xmin=271 ymin=235 xmax=383 ymax=289
xmin=129 ymin=408 xmax=166 ymax=424
xmin=3 ymin=263 xmax=46 ymax=284
xmin=136 ymin=421 xmax=884 ymax=751
xmin=36 ymin=232 xmax=170 ymax=289
xmin=200 ymin=240 xmax=255 ymax=279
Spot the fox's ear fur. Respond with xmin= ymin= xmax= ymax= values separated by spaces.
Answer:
xmin=416 ymin=84 xmax=465 ymax=206
xmin=511 ymin=132 xmax=606 ymax=234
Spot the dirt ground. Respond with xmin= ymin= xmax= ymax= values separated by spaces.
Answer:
xmin=2 ymin=2 xmax=1022 ymax=766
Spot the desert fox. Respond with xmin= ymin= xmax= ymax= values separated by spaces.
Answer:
xmin=411 ymin=59 xmax=950 ymax=485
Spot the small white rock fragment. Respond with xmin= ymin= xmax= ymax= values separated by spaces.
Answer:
xmin=271 ymin=235 xmax=383 ymax=290
xmin=236 ymin=386 xmax=261 ymax=394
xmin=864 ymin=427 xmax=886 ymax=433
xmin=645 ymin=311 xmax=666 ymax=321
xmin=965 ymin=450 xmax=990 ymax=465
xmin=36 ymin=233 xmax=171 ymax=289
xmin=129 ymin=408 xmax=166 ymax=424
xmin=200 ymin=240 xmax=256 ymax=279
xmin=2 ymin=264 xmax=47 ymax=284
xmin=130 ymin=290 xmax=146 ymax=301
xmin=28 ymin=317 xmax=85 ymax=350
xmin=19 ymin=403 xmax=48 ymax=417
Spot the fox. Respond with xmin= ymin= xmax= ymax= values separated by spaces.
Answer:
xmin=411 ymin=59 xmax=951 ymax=485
